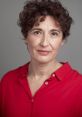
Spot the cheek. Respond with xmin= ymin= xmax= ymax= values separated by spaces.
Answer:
xmin=27 ymin=37 xmax=40 ymax=47
xmin=50 ymin=40 xmax=62 ymax=50
xmin=27 ymin=39 xmax=39 ymax=53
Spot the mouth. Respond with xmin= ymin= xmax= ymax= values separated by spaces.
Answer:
xmin=37 ymin=50 xmax=50 ymax=56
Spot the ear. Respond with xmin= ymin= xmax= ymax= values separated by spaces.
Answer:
xmin=61 ymin=41 xmax=64 ymax=46
xmin=24 ymin=40 xmax=28 ymax=45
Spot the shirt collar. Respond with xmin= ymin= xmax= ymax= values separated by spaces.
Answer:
xmin=18 ymin=62 xmax=73 ymax=81
xmin=55 ymin=62 xmax=73 ymax=81
xmin=17 ymin=63 xmax=29 ymax=79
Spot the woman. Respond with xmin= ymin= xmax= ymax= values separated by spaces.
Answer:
xmin=0 ymin=0 xmax=82 ymax=117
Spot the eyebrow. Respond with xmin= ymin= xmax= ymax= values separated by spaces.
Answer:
xmin=50 ymin=29 xmax=62 ymax=33
xmin=30 ymin=28 xmax=42 ymax=32
xmin=30 ymin=28 xmax=61 ymax=33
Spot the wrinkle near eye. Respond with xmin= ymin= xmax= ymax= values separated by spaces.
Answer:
xmin=51 ymin=32 xmax=58 ymax=36
xmin=33 ymin=30 xmax=41 ymax=35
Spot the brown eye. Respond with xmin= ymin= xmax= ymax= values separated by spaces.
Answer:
xmin=33 ymin=31 xmax=41 ymax=35
xmin=51 ymin=32 xmax=58 ymax=36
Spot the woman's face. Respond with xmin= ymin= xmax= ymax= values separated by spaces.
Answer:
xmin=25 ymin=16 xmax=63 ymax=64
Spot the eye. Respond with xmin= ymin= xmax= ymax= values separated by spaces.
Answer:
xmin=33 ymin=30 xmax=42 ymax=35
xmin=51 ymin=32 xmax=58 ymax=36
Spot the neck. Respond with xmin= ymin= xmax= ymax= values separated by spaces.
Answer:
xmin=28 ymin=60 xmax=62 ymax=80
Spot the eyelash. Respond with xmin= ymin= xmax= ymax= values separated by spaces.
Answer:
xmin=31 ymin=30 xmax=59 ymax=37
xmin=33 ymin=31 xmax=41 ymax=35
xmin=51 ymin=32 xmax=58 ymax=36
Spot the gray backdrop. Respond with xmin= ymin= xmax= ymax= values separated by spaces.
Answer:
xmin=0 ymin=0 xmax=82 ymax=78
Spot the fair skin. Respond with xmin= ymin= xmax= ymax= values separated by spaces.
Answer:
xmin=25 ymin=16 xmax=64 ymax=96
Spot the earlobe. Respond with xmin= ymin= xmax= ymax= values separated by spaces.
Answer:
xmin=61 ymin=41 xmax=64 ymax=46
xmin=61 ymin=39 xmax=66 ymax=46
xmin=25 ymin=40 xmax=28 ymax=45
xmin=24 ymin=36 xmax=28 ymax=44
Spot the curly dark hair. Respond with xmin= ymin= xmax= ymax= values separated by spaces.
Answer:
xmin=18 ymin=0 xmax=73 ymax=40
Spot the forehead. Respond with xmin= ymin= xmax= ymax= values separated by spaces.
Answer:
xmin=33 ymin=16 xmax=61 ymax=30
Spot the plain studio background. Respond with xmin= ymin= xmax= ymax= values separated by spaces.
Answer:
xmin=0 ymin=0 xmax=82 ymax=78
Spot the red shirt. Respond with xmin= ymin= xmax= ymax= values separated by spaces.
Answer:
xmin=0 ymin=62 xmax=82 ymax=117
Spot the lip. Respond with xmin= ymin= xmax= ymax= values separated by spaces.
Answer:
xmin=37 ymin=50 xmax=50 ymax=56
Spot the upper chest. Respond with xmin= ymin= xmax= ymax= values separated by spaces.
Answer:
xmin=3 ymin=76 xmax=81 ymax=117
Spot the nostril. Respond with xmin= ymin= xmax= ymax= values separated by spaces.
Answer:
xmin=40 ymin=38 xmax=49 ymax=47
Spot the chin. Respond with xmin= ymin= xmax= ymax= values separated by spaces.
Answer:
xmin=34 ymin=57 xmax=54 ymax=64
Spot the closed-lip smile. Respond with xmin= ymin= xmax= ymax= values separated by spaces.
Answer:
xmin=37 ymin=50 xmax=50 ymax=55
xmin=38 ymin=49 xmax=50 ymax=52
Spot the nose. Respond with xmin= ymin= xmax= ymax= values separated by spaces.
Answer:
xmin=40 ymin=34 xmax=49 ymax=47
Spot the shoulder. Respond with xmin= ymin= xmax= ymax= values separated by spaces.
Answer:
xmin=71 ymin=66 xmax=82 ymax=81
xmin=59 ymin=62 xmax=82 ymax=85
xmin=0 ymin=62 xmax=29 ymax=85
xmin=67 ymin=63 xmax=82 ymax=90
xmin=64 ymin=62 xmax=82 ymax=79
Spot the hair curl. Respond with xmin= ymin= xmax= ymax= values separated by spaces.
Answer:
xmin=18 ymin=0 xmax=73 ymax=40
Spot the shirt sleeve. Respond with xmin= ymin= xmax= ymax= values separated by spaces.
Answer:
xmin=0 ymin=80 xmax=2 ymax=117
xmin=0 ymin=74 xmax=9 ymax=117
